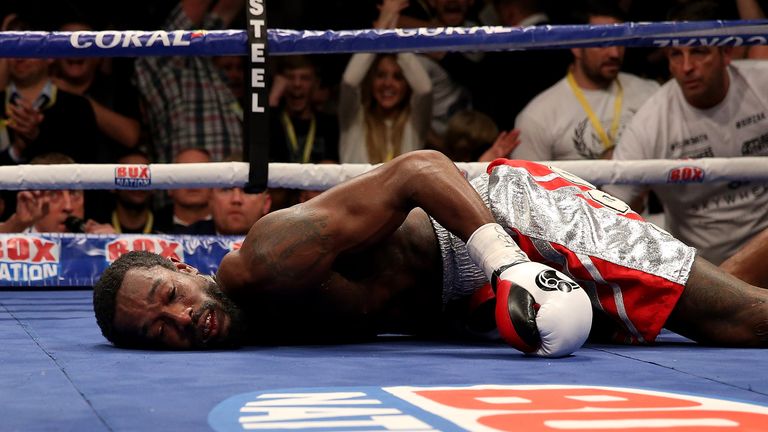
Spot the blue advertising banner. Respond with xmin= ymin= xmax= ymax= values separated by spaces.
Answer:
xmin=0 ymin=234 xmax=242 ymax=288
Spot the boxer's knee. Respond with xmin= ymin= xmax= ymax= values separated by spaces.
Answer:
xmin=673 ymin=258 xmax=768 ymax=347
xmin=702 ymin=299 xmax=768 ymax=347
xmin=734 ymin=302 xmax=768 ymax=347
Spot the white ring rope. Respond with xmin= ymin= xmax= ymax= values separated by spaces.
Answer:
xmin=0 ymin=158 xmax=766 ymax=190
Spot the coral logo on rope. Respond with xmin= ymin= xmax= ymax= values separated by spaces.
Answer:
xmin=115 ymin=165 xmax=151 ymax=188
xmin=395 ymin=26 xmax=514 ymax=37
xmin=0 ymin=236 xmax=60 ymax=282
xmin=208 ymin=384 xmax=768 ymax=431
xmin=69 ymin=31 xmax=195 ymax=49
xmin=106 ymin=238 xmax=183 ymax=263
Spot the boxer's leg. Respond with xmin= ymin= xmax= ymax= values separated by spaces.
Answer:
xmin=665 ymin=257 xmax=768 ymax=347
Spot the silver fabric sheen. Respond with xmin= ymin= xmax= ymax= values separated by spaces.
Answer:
xmin=433 ymin=166 xmax=696 ymax=305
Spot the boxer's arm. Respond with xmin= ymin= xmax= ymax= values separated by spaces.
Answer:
xmin=219 ymin=150 xmax=495 ymax=292
xmin=309 ymin=149 xmax=493 ymax=247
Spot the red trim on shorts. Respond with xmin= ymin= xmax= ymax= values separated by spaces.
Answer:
xmin=489 ymin=159 xmax=589 ymax=192
xmin=587 ymin=254 xmax=685 ymax=343
xmin=489 ymin=158 xmax=686 ymax=343
xmin=488 ymin=159 xmax=552 ymax=177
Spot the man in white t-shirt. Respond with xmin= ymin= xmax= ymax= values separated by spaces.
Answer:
xmin=512 ymin=2 xmax=659 ymax=161
xmin=605 ymin=1 xmax=768 ymax=265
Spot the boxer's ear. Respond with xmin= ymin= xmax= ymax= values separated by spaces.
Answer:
xmin=173 ymin=261 xmax=200 ymax=275
xmin=169 ymin=257 xmax=200 ymax=275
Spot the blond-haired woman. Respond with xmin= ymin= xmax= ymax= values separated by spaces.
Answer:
xmin=338 ymin=0 xmax=432 ymax=163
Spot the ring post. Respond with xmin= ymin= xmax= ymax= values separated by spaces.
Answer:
xmin=244 ymin=0 xmax=269 ymax=193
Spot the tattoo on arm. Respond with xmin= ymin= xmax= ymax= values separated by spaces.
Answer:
xmin=251 ymin=208 xmax=335 ymax=285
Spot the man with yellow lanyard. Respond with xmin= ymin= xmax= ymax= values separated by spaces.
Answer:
xmin=512 ymin=1 xmax=658 ymax=161
xmin=268 ymin=56 xmax=339 ymax=165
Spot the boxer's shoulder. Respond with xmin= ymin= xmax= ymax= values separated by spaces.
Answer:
xmin=217 ymin=249 xmax=255 ymax=297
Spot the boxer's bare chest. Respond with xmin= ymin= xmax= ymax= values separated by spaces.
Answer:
xmin=243 ymin=211 xmax=445 ymax=341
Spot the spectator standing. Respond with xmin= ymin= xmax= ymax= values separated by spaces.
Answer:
xmin=133 ymin=0 xmax=243 ymax=163
xmin=339 ymin=0 xmax=432 ymax=163
xmin=605 ymin=1 xmax=768 ymax=264
xmin=512 ymin=1 xmax=659 ymax=161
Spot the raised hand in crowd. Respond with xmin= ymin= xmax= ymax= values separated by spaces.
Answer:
xmin=375 ymin=0 xmax=410 ymax=29
xmin=479 ymin=129 xmax=521 ymax=162
xmin=16 ymin=191 xmax=49 ymax=227
xmin=0 ymin=191 xmax=49 ymax=233
xmin=268 ymin=73 xmax=289 ymax=107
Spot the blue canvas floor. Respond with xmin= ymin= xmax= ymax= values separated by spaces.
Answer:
xmin=2 ymin=290 xmax=767 ymax=432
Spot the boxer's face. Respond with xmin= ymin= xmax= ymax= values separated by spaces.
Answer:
xmin=667 ymin=46 xmax=731 ymax=109
xmin=113 ymin=264 xmax=245 ymax=349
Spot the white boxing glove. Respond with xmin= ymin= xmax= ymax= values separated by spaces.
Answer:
xmin=467 ymin=223 xmax=592 ymax=357
xmin=493 ymin=261 xmax=592 ymax=357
